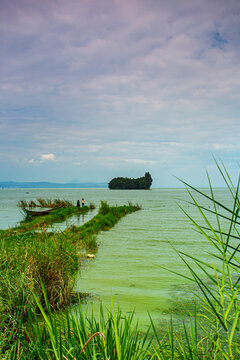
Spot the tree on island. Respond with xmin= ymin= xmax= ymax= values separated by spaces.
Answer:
xmin=108 ymin=172 xmax=153 ymax=190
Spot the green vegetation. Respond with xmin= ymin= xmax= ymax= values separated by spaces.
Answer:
xmin=1 ymin=162 xmax=240 ymax=359
xmin=18 ymin=197 xmax=74 ymax=209
xmin=14 ymin=204 xmax=89 ymax=233
xmin=108 ymin=172 xmax=152 ymax=189
xmin=15 ymin=289 xmax=151 ymax=360
xmin=0 ymin=200 xmax=141 ymax=357
xmin=151 ymin=161 xmax=240 ymax=359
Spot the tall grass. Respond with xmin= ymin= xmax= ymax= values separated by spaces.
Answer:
xmin=17 ymin=198 xmax=74 ymax=209
xmin=21 ymin=287 xmax=151 ymax=360
xmin=152 ymin=161 xmax=240 ymax=359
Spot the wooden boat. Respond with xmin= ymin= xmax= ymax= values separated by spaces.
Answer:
xmin=24 ymin=206 xmax=63 ymax=216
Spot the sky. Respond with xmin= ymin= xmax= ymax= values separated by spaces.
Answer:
xmin=0 ymin=0 xmax=239 ymax=187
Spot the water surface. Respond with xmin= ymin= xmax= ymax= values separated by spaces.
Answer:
xmin=0 ymin=187 xmax=230 ymax=328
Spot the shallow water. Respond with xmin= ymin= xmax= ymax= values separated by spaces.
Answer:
xmin=74 ymin=188 xmax=232 ymax=328
xmin=0 ymin=187 xmax=231 ymax=328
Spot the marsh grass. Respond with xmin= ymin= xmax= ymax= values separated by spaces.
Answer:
xmin=16 ymin=286 xmax=151 ymax=360
xmin=128 ymin=201 xmax=142 ymax=210
xmin=17 ymin=199 xmax=28 ymax=208
xmin=18 ymin=198 xmax=74 ymax=210
xmin=14 ymin=205 xmax=90 ymax=232
xmin=0 ymin=200 xmax=141 ymax=357
xmin=89 ymin=202 xmax=96 ymax=210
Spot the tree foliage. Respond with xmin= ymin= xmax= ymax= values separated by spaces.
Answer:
xmin=108 ymin=172 xmax=152 ymax=190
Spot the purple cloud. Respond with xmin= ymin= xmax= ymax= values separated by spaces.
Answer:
xmin=0 ymin=0 xmax=239 ymax=185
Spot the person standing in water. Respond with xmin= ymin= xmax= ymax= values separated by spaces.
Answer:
xmin=81 ymin=198 xmax=85 ymax=207
xmin=77 ymin=200 xmax=80 ymax=207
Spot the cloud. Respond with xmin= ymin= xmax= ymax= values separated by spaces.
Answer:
xmin=123 ymin=159 xmax=156 ymax=165
xmin=29 ymin=153 xmax=56 ymax=164
xmin=73 ymin=161 xmax=84 ymax=166
xmin=40 ymin=153 xmax=55 ymax=161
xmin=0 ymin=0 xmax=239 ymax=184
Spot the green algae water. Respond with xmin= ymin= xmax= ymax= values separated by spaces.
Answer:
xmin=0 ymin=187 xmax=231 ymax=328
xmin=74 ymin=188 xmax=232 ymax=329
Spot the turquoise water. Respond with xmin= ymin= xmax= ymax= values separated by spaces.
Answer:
xmin=0 ymin=187 xmax=231 ymax=328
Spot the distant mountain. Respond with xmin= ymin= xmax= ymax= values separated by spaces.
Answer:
xmin=0 ymin=181 xmax=108 ymax=189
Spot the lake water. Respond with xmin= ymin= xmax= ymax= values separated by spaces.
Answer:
xmin=0 ymin=187 xmax=231 ymax=329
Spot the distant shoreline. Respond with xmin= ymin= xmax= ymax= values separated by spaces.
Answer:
xmin=0 ymin=181 xmax=108 ymax=189
xmin=0 ymin=181 xmax=227 ymax=190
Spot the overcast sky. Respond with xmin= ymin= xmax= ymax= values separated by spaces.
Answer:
xmin=0 ymin=0 xmax=239 ymax=187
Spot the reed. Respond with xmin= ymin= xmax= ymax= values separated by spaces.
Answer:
xmin=36 ymin=197 xmax=49 ymax=207
xmin=128 ymin=201 xmax=142 ymax=210
xmin=17 ymin=199 xmax=28 ymax=208
xmin=18 ymin=197 xmax=75 ymax=210
xmin=51 ymin=198 xmax=73 ymax=208
xmin=89 ymin=202 xmax=96 ymax=210
xmin=16 ymin=286 xmax=151 ymax=360
xmin=153 ymin=160 xmax=240 ymax=359
xmin=28 ymin=199 xmax=37 ymax=208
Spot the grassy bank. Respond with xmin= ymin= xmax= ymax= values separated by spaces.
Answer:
xmin=0 ymin=201 xmax=141 ymax=356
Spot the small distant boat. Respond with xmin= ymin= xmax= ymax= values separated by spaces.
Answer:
xmin=24 ymin=206 xmax=63 ymax=216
